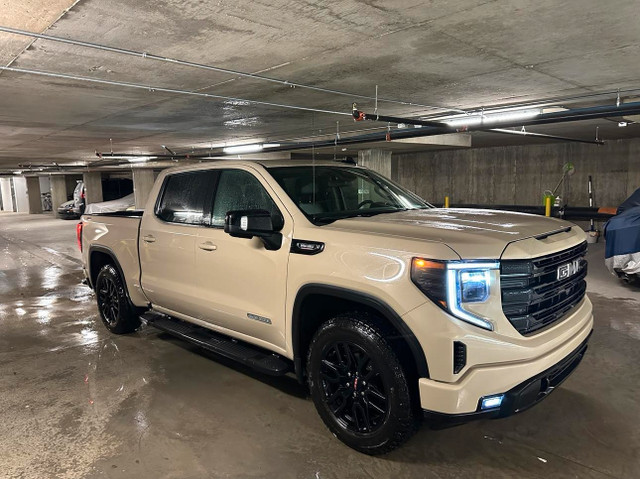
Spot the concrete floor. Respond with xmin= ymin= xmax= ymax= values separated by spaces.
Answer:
xmin=1 ymin=212 xmax=639 ymax=479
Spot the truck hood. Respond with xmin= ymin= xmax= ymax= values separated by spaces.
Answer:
xmin=326 ymin=208 xmax=573 ymax=259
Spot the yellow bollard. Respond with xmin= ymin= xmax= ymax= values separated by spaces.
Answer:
xmin=545 ymin=196 xmax=552 ymax=217
xmin=444 ymin=196 xmax=450 ymax=208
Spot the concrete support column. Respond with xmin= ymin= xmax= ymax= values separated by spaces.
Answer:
xmin=357 ymin=149 xmax=397 ymax=180
xmin=12 ymin=177 xmax=30 ymax=213
xmin=132 ymin=169 xmax=155 ymax=209
xmin=0 ymin=177 xmax=14 ymax=212
xmin=50 ymin=176 xmax=69 ymax=218
xmin=25 ymin=177 xmax=43 ymax=214
xmin=83 ymin=172 xmax=103 ymax=205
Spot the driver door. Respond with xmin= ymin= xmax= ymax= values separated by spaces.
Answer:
xmin=192 ymin=167 xmax=292 ymax=351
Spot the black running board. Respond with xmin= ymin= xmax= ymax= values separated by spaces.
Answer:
xmin=141 ymin=311 xmax=292 ymax=376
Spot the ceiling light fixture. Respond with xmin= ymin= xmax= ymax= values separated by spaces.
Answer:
xmin=441 ymin=108 xmax=541 ymax=127
xmin=127 ymin=156 xmax=157 ymax=163
xmin=618 ymin=121 xmax=628 ymax=127
xmin=222 ymin=144 xmax=264 ymax=154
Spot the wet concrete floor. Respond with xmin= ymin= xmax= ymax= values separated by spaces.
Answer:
xmin=0 ymin=212 xmax=639 ymax=478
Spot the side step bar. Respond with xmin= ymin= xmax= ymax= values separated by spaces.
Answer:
xmin=141 ymin=311 xmax=292 ymax=376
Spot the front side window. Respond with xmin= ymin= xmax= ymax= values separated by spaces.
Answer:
xmin=211 ymin=169 xmax=283 ymax=228
xmin=267 ymin=166 xmax=431 ymax=225
xmin=156 ymin=171 xmax=215 ymax=225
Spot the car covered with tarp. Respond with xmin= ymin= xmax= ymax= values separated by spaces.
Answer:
xmin=604 ymin=187 xmax=640 ymax=282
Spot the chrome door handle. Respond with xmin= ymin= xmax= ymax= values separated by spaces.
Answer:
xmin=142 ymin=235 xmax=156 ymax=243
xmin=198 ymin=241 xmax=217 ymax=251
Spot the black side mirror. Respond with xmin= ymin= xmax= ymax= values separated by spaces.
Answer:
xmin=224 ymin=209 xmax=282 ymax=251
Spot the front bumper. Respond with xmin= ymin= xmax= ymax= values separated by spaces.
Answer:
xmin=424 ymin=331 xmax=590 ymax=425
xmin=417 ymin=307 xmax=593 ymax=414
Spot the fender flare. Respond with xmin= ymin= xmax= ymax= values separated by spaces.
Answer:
xmin=87 ymin=245 xmax=129 ymax=292
xmin=291 ymin=284 xmax=429 ymax=381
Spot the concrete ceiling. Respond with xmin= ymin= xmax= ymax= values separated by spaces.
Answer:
xmin=2 ymin=0 xmax=640 ymax=170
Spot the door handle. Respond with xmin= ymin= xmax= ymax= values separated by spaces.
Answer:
xmin=142 ymin=235 xmax=156 ymax=243
xmin=198 ymin=241 xmax=217 ymax=251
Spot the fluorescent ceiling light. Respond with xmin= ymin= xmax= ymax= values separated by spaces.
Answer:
xmin=223 ymin=144 xmax=264 ymax=154
xmin=262 ymin=143 xmax=281 ymax=149
xmin=442 ymin=108 xmax=541 ymax=127
xmin=13 ymin=171 xmax=22 ymax=175
xmin=127 ymin=156 xmax=156 ymax=163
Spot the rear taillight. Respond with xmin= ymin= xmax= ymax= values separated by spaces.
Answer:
xmin=76 ymin=222 xmax=83 ymax=252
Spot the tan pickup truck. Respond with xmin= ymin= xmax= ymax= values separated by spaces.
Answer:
xmin=79 ymin=160 xmax=593 ymax=454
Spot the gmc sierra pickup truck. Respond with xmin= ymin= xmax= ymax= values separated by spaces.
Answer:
xmin=79 ymin=160 xmax=593 ymax=454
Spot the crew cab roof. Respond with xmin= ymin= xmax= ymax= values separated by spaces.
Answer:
xmin=159 ymin=159 xmax=358 ymax=175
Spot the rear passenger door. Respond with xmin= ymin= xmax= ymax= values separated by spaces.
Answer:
xmin=193 ymin=167 xmax=292 ymax=351
xmin=139 ymin=170 xmax=217 ymax=318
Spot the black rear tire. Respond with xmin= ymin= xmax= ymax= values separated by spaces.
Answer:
xmin=307 ymin=313 xmax=419 ymax=455
xmin=95 ymin=264 xmax=141 ymax=334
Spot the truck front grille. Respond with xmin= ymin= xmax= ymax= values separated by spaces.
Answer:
xmin=500 ymin=241 xmax=588 ymax=335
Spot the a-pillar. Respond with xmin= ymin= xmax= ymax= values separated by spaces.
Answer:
xmin=357 ymin=149 xmax=397 ymax=180
xmin=0 ymin=177 xmax=14 ymax=211
xmin=83 ymin=172 xmax=103 ymax=205
xmin=50 ymin=175 xmax=69 ymax=218
xmin=132 ymin=169 xmax=155 ymax=209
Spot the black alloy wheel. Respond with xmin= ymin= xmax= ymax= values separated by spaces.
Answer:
xmin=307 ymin=313 xmax=419 ymax=455
xmin=97 ymin=275 xmax=120 ymax=326
xmin=95 ymin=264 xmax=142 ymax=334
xmin=319 ymin=341 xmax=388 ymax=434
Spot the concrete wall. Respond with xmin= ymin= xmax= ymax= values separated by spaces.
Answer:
xmin=395 ymin=139 xmax=640 ymax=208
xmin=358 ymin=149 xmax=395 ymax=179
xmin=39 ymin=176 xmax=51 ymax=194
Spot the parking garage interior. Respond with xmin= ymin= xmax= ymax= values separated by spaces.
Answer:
xmin=1 ymin=1 xmax=640 ymax=478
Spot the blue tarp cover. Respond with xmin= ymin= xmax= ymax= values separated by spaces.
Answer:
xmin=618 ymin=187 xmax=640 ymax=214
xmin=604 ymin=205 xmax=640 ymax=258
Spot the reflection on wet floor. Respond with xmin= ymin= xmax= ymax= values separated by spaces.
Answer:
xmin=0 ymin=213 xmax=639 ymax=479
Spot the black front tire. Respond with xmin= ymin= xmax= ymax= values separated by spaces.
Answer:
xmin=307 ymin=313 xmax=419 ymax=455
xmin=95 ymin=264 xmax=141 ymax=334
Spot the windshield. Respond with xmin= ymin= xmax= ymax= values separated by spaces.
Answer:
xmin=267 ymin=165 xmax=432 ymax=225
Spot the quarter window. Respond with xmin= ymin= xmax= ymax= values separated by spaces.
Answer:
xmin=156 ymin=171 xmax=215 ymax=225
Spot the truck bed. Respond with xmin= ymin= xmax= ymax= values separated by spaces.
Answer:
xmin=81 ymin=212 xmax=147 ymax=306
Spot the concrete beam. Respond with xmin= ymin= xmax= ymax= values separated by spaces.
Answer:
xmin=50 ymin=175 xmax=68 ymax=217
xmin=391 ymin=133 xmax=472 ymax=148
xmin=82 ymin=172 xmax=103 ymax=205
xmin=0 ymin=177 xmax=14 ymax=212
xmin=132 ymin=169 xmax=155 ymax=209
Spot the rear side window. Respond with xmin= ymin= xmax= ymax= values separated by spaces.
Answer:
xmin=156 ymin=171 xmax=216 ymax=225
xmin=211 ymin=169 xmax=283 ymax=229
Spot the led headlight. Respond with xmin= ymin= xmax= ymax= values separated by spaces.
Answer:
xmin=411 ymin=259 xmax=500 ymax=330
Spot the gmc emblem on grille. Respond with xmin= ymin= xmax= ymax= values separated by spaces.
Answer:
xmin=557 ymin=259 xmax=581 ymax=281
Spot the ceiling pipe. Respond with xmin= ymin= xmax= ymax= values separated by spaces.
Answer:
xmin=96 ymin=100 xmax=640 ymax=162
xmin=0 ymin=66 xmax=351 ymax=117
xmin=0 ymin=26 xmax=462 ymax=113
xmin=351 ymin=103 xmax=447 ymax=127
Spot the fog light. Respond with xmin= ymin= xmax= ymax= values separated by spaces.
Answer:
xmin=481 ymin=394 xmax=504 ymax=410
